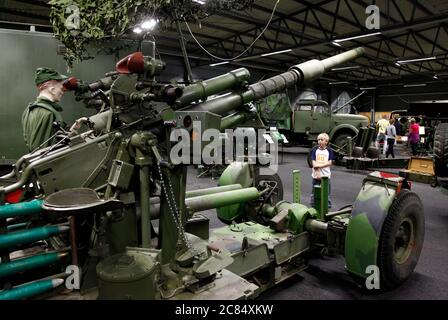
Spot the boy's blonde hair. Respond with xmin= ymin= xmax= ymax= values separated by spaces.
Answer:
xmin=317 ymin=133 xmax=330 ymax=142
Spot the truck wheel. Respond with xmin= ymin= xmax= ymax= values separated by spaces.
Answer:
xmin=377 ymin=190 xmax=424 ymax=290
xmin=352 ymin=146 xmax=364 ymax=157
xmin=434 ymin=123 xmax=448 ymax=177
xmin=332 ymin=133 xmax=353 ymax=156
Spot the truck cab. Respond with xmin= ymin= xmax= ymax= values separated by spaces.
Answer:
xmin=259 ymin=96 xmax=369 ymax=148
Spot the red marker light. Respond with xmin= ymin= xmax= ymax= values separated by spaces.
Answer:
xmin=62 ymin=77 xmax=79 ymax=91
xmin=5 ymin=189 xmax=23 ymax=203
xmin=116 ymin=52 xmax=145 ymax=74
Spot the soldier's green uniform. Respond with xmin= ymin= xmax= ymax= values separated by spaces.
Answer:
xmin=22 ymin=67 xmax=67 ymax=152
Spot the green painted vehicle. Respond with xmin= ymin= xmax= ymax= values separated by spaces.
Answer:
xmin=258 ymin=97 xmax=369 ymax=150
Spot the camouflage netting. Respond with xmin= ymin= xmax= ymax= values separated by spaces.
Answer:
xmin=49 ymin=0 xmax=255 ymax=67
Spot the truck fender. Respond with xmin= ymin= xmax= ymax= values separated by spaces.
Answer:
xmin=344 ymin=172 xmax=398 ymax=278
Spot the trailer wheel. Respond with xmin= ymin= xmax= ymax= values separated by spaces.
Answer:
xmin=434 ymin=123 xmax=448 ymax=177
xmin=377 ymin=189 xmax=425 ymax=290
xmin=366 ymin=146 xmax=379 ymax=159
xmin=255 ymin=172 xmax=284 ymax=205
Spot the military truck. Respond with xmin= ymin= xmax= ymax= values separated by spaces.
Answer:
xmin=258 ymin=97 xmax=369 ymax=152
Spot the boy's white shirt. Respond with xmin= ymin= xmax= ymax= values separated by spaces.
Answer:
xmin=312 ymin=147 xmax=332 ymax=179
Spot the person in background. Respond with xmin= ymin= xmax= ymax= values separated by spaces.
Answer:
xmin=310 ymin=133 xmax=335 ymax=208
xmin=385 ymin=118 xmax=397 ymax=158
xmin=393 ymin=114 xmax=402 ymax=136
xmin=408 ymin=118 xmax=420 ymax=156
xmin=376 ymin=114 xmax=389 ymax=155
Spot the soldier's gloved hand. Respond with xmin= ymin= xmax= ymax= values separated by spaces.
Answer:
xmin=69 ymin=117 xmax=89 ymax=135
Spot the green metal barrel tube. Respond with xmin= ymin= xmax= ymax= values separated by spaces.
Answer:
xmin=0 ymin=279 xmax=64 ymax=300
xmin=186 ymin=184 xmax=242 ymax=198
xmin=293 ymin=170 xmax=301 ymax=204
xmin=187 ymin=90 xmax=254 ymax=115
xmin=139 ymin=165 xmax=151 ymax=249
xmin=175 ymin=68 xmax=250 ymax=108
xmin=0 ymin=252 xmax=66 ymax=278
xmin=220 ymin=112 xmax=248 ymax=130
xmin=305 ymin=219 xmax=328 ymax=234
xmin=0 ymin=199 xmax=43 ymax=219
xmin=0 ymin=225 xmax=69 ymax=250
xmin=261 ymin=204 xmax=276 ymax=218
xmin=185 ymin=187 xmax=260 ymax=213
xmin=187 ymin=48 xmax=364 ymax=116
xmin=250 ymin=47 xmax=365 ymax=100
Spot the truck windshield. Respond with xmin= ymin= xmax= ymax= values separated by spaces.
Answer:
xmin=298 ymin=105 xmax=312 ymax=111
xmin=314 ymin=105 xmax=326 ymax=113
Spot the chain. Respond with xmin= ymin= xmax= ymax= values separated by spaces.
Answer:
xmin=156 ymin=162 xmax=191 ymax=249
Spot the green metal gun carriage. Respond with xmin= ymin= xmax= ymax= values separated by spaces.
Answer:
xmin=0 ymin=46 xmax=424 ymax=299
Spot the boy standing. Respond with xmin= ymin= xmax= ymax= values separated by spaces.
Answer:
xmin=310 ymin=133 xmax=335 ymax=208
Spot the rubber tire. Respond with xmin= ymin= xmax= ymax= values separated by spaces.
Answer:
xmin=434 ymin=123 xmax=448 ymax=177
xmin=377 ymin=189 xmax=425 ymax=290
xmin=332 ymin=133 xmax=353 ymax=156
xmin=352 ymin=146 xmax=364 ymax=157
xmin=366 ymin=146 xmax=380 ymax=159
xmin=255 ymin=173 xmax=284 ymax=204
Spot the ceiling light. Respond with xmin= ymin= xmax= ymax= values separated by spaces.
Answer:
xmin=433 ymin=74 xmax=439 ymax=80
xmin=332 ymin=41 xmax=343 ymax=47
xmin=359 ymin=87 xmax=376 ymax=90
xmin=333 ymin=32 xmax=381 ymax=43
xmin=394 ymin=62 xmax=401 ymax=67
xmin=261 ymin=49 xmax=293 ymax=57
xmin=403 ymin=83 xmax=427 ymax=88
xmin=397 ymin=56 xmax=436 ymax=64
xmin=210 ymin=61 xmax=229 ymax=67
xmin=133 ymin=27 xmax=143 ymax=34
xmin=141 ymin=18 xmax=158 ymax=30
xmin=192 ymin=0 xmax=206 ymax=4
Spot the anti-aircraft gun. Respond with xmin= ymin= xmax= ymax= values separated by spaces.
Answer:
xmin=0 ymin=45 xmax=424 ymax=299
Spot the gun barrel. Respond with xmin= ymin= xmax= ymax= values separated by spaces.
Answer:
xmin=187 ymin=48 xmax=364 ymax=115
xmin=250 ymin=47 xmax=365 ymax=100
xmin=175 ymin=68 xmax=250 ymax=108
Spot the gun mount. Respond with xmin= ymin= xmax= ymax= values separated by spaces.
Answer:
xmin=0 ymin=45 xmax=425 ymax=299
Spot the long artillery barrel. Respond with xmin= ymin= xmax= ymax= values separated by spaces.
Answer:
xmin=179 ymin=47 xmax=364 ymax=116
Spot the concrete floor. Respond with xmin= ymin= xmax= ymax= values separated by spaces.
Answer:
xmin=185 ymin=146 xmax=448 ymax=300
